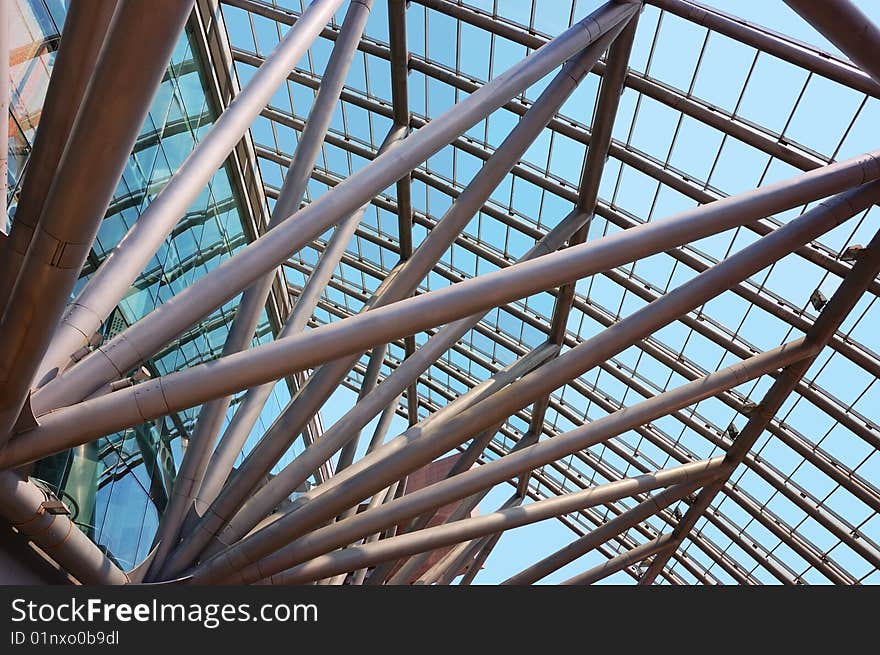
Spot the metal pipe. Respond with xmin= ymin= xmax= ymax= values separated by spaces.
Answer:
xmin=147 ymin=2 xmax=374 ymax=574
xmin=34 ymin=0 xmax=345 ymax=386
xmin=519 ymin=9 xmax=639 ymax=486
xmin=168 ymin=32 xmax=622 ymax=544
xmin=459 ymin=530 xmax=503 ymax=585
xmin=0 ymin=1 xmax=117 ymax=315
xmin=189 ymin=336 xmax=806 ymax=584
xmin=783 ymin=0 xmax=880 ymax=84
xmin=14 ymin=154 xmax=880 ymax=466
xmin=417 ymin=493 xmax=523 ymax=585
xmin=639 ymin=225 xmax=880 ymax=585
xmin=30 ymin=0 xmax=637 ymax=416
xmin=392 ymin=485 xmax=499 ymax=585
xmin=346 ymin=399 xmax=405 ymax=585
xmin=176 ymin=215 xmax=560 ymax=570
xmin=0 ymin=471 xmax=128 ymax=585
xmin=334 ymin=342 xmax=388 ymax=474
xmin=0 ymin=0 xmax=193 ymax=441
xmin=379 ymin=422 xmax=506 ymax=584
xmin=504 ymin=481 xmax=701 ymax=584
xmin=349 ymin=481 xmax=405 ymax=585
xmin=388 ymin=0 xmax=413 ymax=259
xmin=172 ymin=0 xmax=373 ymax=529
xmin=563 ymin=534 xmax=674 ymax=585
xmin=230 ymin=458 xmax=723 ymax=585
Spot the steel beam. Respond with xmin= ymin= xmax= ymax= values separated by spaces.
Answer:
xmin=0 ymin=471 xmax=128 ymax=585
xmin=417 ymin=493 xmax=522 ymax=585
xmin=0 ymin=1 xmax=117 ymax=315
xmin=386 ymin=0 xmax=418 ymax=423
xmin=30 ymin=0 xmax=637 ymax=416
xmin=408 ymin=0 xmax=831 ymax=168
xmin=167 ymin=345 xmax=556 ymax=577
xmin=563 ymin=534 xmax=674 ymax=585
xmin=267 ymin=136 xmax=880 ymax=444
xmin=336 ymin=363 xmax=728 ymax=585
xmin=151 ymin=0 xmax=374 ymax=568
xmin=148 ymin=3 xmax=377 ymax=569
xmin=8 ymin=168 xmax=879 ymax=469
xmin=183 ymin=181 xmax=875 ymax=583
xmin=190 ymin=126 xmax=405 ymax=528
xmin=521 ymin=8 xmax=639 ymax=493
xmin=504 ymin=480 xmax=701 ymax=584
xmin=188 ymin=338 xmax=807 ymax=584
xmin=185 ymin=0 xmax=372 ymax=477
xmin=251 ymin=72 xmax=878 ymax=303
xmin=388 ymin=0 xmax=413 ymax=259
xmin=378 ymin=421 xmax=509 ymax=585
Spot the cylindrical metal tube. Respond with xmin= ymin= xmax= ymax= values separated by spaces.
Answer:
xmin=158 ymin=32 xmax=621 ymax=577
xmin=503 ymin=480 xmax=702 ymax=584
xmin=190 ymin=336 xmax=806 ymax=584
xmin=0 ymin=471 xmax=128 ymax=585
xmin=0 ymin=1 xmax=117 ymax=317
xmin=7 ymin=176 xmax=878 ymax=470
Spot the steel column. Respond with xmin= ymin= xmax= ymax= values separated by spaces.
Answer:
xmin=189 ymin=337 xmax=805 ymax=584
xmin=0 ymin=1 xmax=117 ymax=315
xmin=459 ymin=530 xmax=504 ymax=585
xmin=563 ymin=534 xmax=674 ymax=585
xmin=0 ymin=471 xmax=128 ymax=585
xmin=158 ymin=36 xmax=622 ymax=577
xmin=190 ymin=125 xmax=406 ymax=524
xmin=11 ymin=157 xmax=880 ymax=469
xmin=418 ymin=494 xmax=523 ymax=585
xmin=172 ymin=0 xmax=374 ymax=532
xmin=0 ymin=0 xmax=193 ymax=441
xmin=149 ymin=40 xmax=383 ymax=571
xmin=166 ymin=344 xmax=556 ymax=577
xmin=521 ymin=9 xmax=639 ymax=492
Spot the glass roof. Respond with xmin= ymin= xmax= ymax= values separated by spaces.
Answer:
xmin=5 ymin=0 xmax=880 ymax=586
xmin=213 ymin=0 xmax=880 ymax=584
